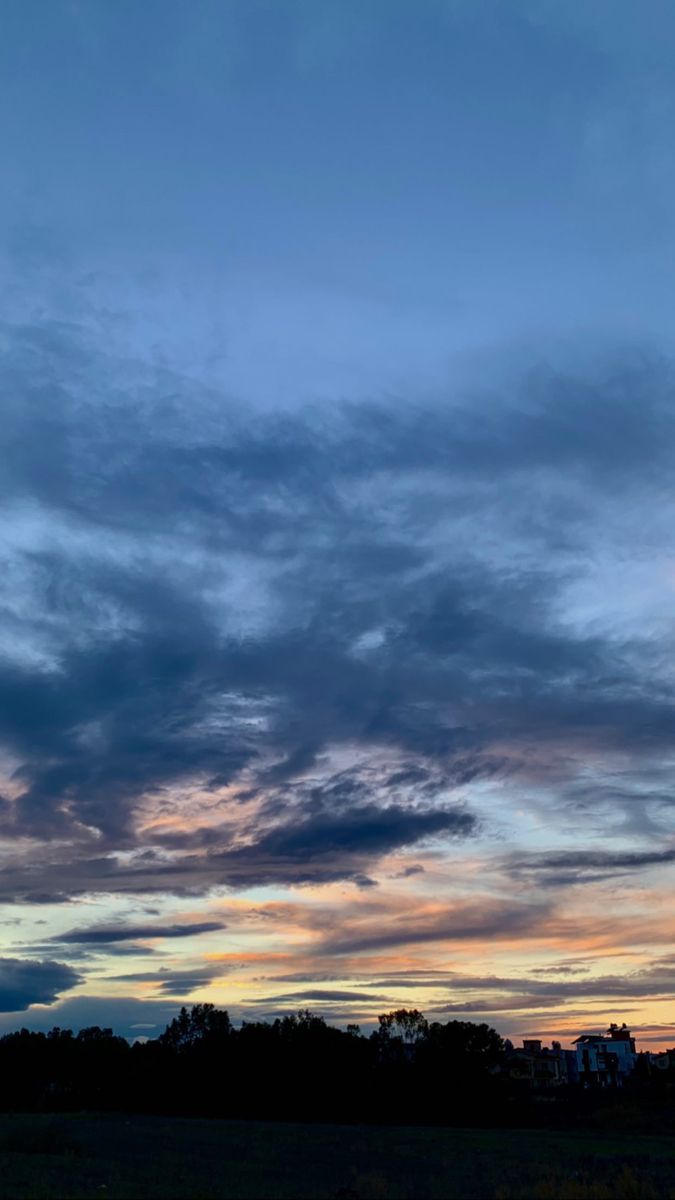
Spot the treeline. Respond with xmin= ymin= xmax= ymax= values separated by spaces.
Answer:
xmin=0 ymin=1005 xmax=507 ymax=1122
xmin=0 ymin=1005 xmax=673 ymax=1128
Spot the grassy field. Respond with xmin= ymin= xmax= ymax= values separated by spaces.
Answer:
xmin=0 ymin=1114 xmax=673 ymax=1199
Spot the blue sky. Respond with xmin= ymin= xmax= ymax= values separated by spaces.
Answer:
xmin=5 ymin=0 xmax=675 ymax=398
xmin=1 ymin=0 xmax=675 ymax=1045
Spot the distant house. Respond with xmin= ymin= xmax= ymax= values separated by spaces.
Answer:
xmin=505 ymin=1039 xmax=578 ymax=1087
xmin=573 ymin=1024 xmax=637 ymax=1086
xmin=644 ymin=1049 xmax=675 ymax=1073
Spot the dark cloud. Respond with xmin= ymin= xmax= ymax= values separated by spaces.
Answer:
xmin=249 ymin=989 xmax=391 ymax=1004
xmin=438 ymin=995 xmax=564 ymax=1014
xmin=318 ymin=901 xmax=553 ymax=956
xmin=201 ymin=804 xmax=475 ymax=888
xmin=260 ymin=973 xmax=354 ymax=984
xmin=1 ymin=316 xmax=675 ymax=902
xmin=505 ymin=846 xmax=675 ymax=887
xmin=0 ymin=802 xmax=473 ymax=903
xmin=0 ymin=957 xmax=80 ymax=1011
xmin=404 ymin=965 xmax=675 ymax=1014
xmin=54 ymin=921 xmax=226 ymax=945
xmin=0 ymin=995 xmax=180 ymax=1040
xmin=107 ymin=967 xmax=221 ymax=995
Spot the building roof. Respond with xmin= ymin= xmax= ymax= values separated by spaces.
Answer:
xmin=573 ymin=1033 xmax=634 ymax=1047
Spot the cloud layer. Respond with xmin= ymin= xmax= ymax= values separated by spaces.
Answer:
xmin=1 ymin=319 xmax=674 ymax=902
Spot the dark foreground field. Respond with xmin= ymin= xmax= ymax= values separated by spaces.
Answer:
xmin=0 ymin=1114 xmax=674 ymax=1199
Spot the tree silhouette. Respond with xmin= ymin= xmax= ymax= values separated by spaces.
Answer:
xmin=376 ymin=1008 xmax=429 ymax=1048
xmin=158 ymin=1004 xmax=231 ymax=1052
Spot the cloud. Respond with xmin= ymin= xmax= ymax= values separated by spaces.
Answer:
xmin=248 ymin=989 xmax=391 ymax=1004
xmin=53 ymin=921 xmax=226 ymax=945
xmin=107 ymin=967 xmax=221 ymax=996
xmin=0 ymin=995 xmax=181 ymax=1040
xmin=0 ymin=802 xmax=473 ymax=903
xmin=318 ymin=900 xmax=553 ymax=955
xmin=504 ymin=846 xmax=675 ymax=887
xmin=0 ymin=957 xmax=80 ymax=1012
xmin=391 ymin=963 xmax=675 ymax=1016
xmin=198 ymin=804 xmax=476 ymax=888
xmin=1 ymin=310 xmax=675 ymax=910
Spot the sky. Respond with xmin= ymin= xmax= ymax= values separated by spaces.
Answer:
xmin=1 ymin=0 xmax=675 ymax=1048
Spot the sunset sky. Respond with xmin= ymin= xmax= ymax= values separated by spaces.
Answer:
xmin=2 ymin=0 xmax=675 ymax=1048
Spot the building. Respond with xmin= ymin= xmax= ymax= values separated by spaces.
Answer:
xmin=506 ymin=1024 xmax=641 ymax=1089
xmin=505 ymin=1039 xmax=578 ymax=1087
xmin=573 ymin=1024 xmax=637 ymax=1086
xmin=644 ymin=1049 xmax=675 ymax=1073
